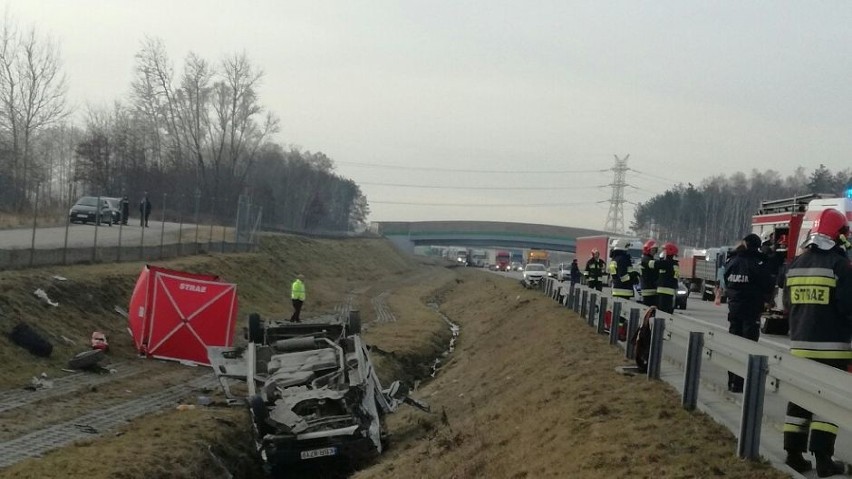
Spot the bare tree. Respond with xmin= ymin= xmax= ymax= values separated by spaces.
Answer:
xmin=0 ymin=13 xmax=68 ymax=209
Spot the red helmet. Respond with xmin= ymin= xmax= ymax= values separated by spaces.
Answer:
xmin=642 ymin=239 xmax=658 ymax=255
xmin=813 ymin=208 xmax=849 ymax=238
xmin=806 ymin=208 xmax=849 ymax=250
xmin=663 ymin=242 xmax=678 ymax=257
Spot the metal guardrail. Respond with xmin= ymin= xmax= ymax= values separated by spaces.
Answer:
xmin=542 ymin=277 xmax=852 ymax=461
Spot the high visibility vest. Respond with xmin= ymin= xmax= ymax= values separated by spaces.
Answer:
xmin=608 ymin=260 xmax=617 ymax=275
xmin=291 ymin=279 xmax=306 ymax=300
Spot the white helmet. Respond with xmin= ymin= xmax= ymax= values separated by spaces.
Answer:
xmin=611 ymin=238 xmax=631 ymax=251
xmin=760 ymin=230 xmax=773 ymax=244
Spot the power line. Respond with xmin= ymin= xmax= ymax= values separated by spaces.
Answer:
xmin=369 ymin=200 xmax=608 ymax=207
xmin=359 ymin=181 xmax=605 ymax=191
xmin=629 ymin=168 xmax=682 ymax=185
xmin=337 ymin=160 xmax=609 ymax=175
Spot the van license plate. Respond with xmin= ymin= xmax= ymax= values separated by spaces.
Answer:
xmin=300 ymin=447 xmax=336 ymax=460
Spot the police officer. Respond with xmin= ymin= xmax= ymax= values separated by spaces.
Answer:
xmin=639 ymin=239 xmax=659 ymax=307
xmin=723 ymin=233 xmax=772 ymax=393
xmin=655 ymin=242 xmax=680 ymax=314
xmin=610 ymin=239 xmax=637 ymax=300
xmin=585 ymin=249 xmax=606 ymax=291
xmin=782 ymin=208 xmax=852 ymax=476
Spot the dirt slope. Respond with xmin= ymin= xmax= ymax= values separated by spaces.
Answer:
xmin=0 ymin=238 xmax=788 ymax=479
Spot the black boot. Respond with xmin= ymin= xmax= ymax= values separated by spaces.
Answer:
xmin=785 ymin=451 xmax=811 ymax=473
xmin=815 ymin=453 xmax=846 ymax=477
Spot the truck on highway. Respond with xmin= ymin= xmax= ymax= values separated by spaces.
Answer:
xmin=496 ymin=250 xmax=511 ymax=271
xmin=455 ymin=248 xmax=470 ymax=266
xmin=510 ymin=250 xmax=524 ymax=268
xmin=470 ymin=249 xmax=487 ymax=267
xmin=527 ymin=249 xmax=549 ymax=267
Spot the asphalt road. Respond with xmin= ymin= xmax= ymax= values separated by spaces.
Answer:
xmin=0 ymin=221 xmax=204 ymax=250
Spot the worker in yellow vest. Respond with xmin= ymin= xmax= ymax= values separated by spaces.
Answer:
xmin=290 ymin=274 xmax=306 ymax=323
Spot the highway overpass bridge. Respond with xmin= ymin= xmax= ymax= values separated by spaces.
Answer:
xmin=370 ymin=221 xmax=609 ymax=253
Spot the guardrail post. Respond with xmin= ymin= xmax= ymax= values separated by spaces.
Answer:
xmin=573 ymin=287 xmax=581 ymax=312
xmin=563 ymin=284 xmax=572 ymax=306
xmin=737 ymin=354 xmax=768 ymax=460
xmin=682 ymin=332 xmax=704 ymax=411
xmin=647 ymin=316 xmax=666 ymax=380
xmin=609 ymin=301 xmax=622 ymax=345
xmin=580 ymin=290 xmax=588 ymax=319
xmin=587 ymin=293 xmax=597 ymax=326
xmin=625 ymin=308 xmax=640 ymax=359
xmin=596 ymin=297 xmax=608 ymax=334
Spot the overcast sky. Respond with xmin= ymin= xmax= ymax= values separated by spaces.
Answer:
xmin=6 ymin=1 xmax=852 ymax=230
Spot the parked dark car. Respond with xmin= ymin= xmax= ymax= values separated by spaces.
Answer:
xmin=69 ymin=196 xmax=113 ymax=226
xmin=103 ymin=197 xmax=123 ymax=224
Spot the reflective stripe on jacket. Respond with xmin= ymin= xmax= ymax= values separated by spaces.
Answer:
xmin=783 ymin=249 xmax=852 ymax=359
xmin=291 ymin=279 xmax=306 ymax=300
xmin=640 ymin=254 xmax=658 ymax=296
xmin=611 ymin=252 xmax=636 ymax=298
xmin=655 ymin=257 xmax=679 ymax=296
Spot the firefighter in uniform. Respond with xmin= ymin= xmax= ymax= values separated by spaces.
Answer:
xmin=655 ymin=242 xmax=680 ymax=314
xmin=723 ymin=233 xmax=772 ymax=393
xmin=782 ymin=208 xmax=852 ymax=476
xmin=639 ymin=239 xmax=659 ymax=307
xmin=585 ymin=249 xmax=606 ymax=291
xmin=610 ymin=239 xmax=638 ymax=300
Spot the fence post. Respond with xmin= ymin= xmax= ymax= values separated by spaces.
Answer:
xmin=596 ymin=297 xmax=608 ymax=334
xmin=221 ymin=218 xmax=226 ymax=253
xmin=29 ymin=183 xmax=39 ymax=267
xmin=234 ymin=194 xmax=242 ymax=244
xmin=682 ymin=332 xmax=704 ymax=411
xmin=140 ymin=198 xmax=146 ymax=261
xmin=625 ymin=307 xmax=640 ymax=359
xmin=159 ymin=193 xmax=167 ymax=259
xmin=587 ymin=292 xmax=597 ymax=326
xmin=62 ymin=200 xmax=71 ymax=265
xmin=573 ymin=287 xmax=581 ymax=312
xmin=580 ymin=290 xmax=589 ymax=319
xmin=647 ymin=316 xmax=666 ymax=380
xmin=737 ymin=354 xmax=768 ymax=460
xmin=92 ymin=194 xmax=101 ymax=263
xmin=609 ymin=301 xmax=622 ymax=345
xmin=194 ymin=189 xmax=201 ymax=254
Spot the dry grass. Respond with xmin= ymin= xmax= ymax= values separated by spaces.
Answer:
xmin=354 ymin=269 xmax=788 ymax=479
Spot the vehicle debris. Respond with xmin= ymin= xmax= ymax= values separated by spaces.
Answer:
xmin=208 ymin=312 xmax=430 ymax=473
xmin=52 ymin=275 xmax=68 ymax=281
xmin=8 ymin=322 xmax=53 ymax=357
xmin=26 ymin=373 xmax=54 ymax=390
xmin=33 ymin=288 xmax=59 ymax=307
xmin=68 ymin=350 xmax=105 ymax=370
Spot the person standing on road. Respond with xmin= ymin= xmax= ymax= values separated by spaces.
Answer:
xmin=120 ymin=196 xmax=130 ymax=225
xmin=140 ymin=193 xmax=152 ymax=227
xmin=723 ymin=233 xmax=772 ymax=393
xmin=655 ymin=242 xmax=680 ymax=314
xmin=570 ymin=259 xmax=582 ymax=284
xmin=781 ymin=208 xmax=852 ymax=476
xmin=585 ymin=249 xmax=606 ymax=291
xmin=639 ymin=239 xmax=660 ymax=307
xmin=290 ymin=274 xmax=306 ymax=323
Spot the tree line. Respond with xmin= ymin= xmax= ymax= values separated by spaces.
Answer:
xmin=0 ymin=17 xmax=368 ymax=232
xmin=631 ymin=165 xmax=852 ymax=248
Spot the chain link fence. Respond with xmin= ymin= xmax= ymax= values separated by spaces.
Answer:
xmin=0 ymin=189 xmax=262 ymax=270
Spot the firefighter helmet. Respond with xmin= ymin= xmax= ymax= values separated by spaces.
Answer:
xmin=805 ymin=208 xmax=849 ymax=250
xmin=611 ymin=238 xmax=631 ymax=251
xmin=642 ymin=239 xmax=658 ymax=255
xmin=760 ymin=230 xmax=773 ymax=244
xmin=662 ymin=242 xmax=678 ymax=257
xmin=591 ymin=248 xmax=599 ymax=257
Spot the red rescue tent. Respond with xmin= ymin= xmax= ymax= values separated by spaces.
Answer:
xmin=128 ymin=265 xmax=238 ymax=366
